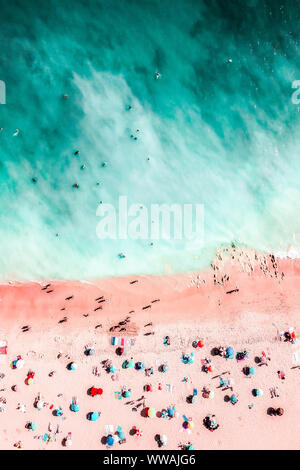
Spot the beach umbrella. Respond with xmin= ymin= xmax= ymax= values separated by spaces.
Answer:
xmin=69 ymin=362 xmax=78 ymax=371
xmin=37 ymin=400 xmax=44 ymax=409
xmin=16 ymin=359 xmax=24 ymax=369
xmin=249 ymin=366 xmax=256 ymax=375
xmin=88 ymin=412 xmax=99 ymax=421
xmin=148 ymin=407 xmax=156 ymax=418
xmin=198 ymin=340 xmax=204 ymax=348
xmin=188 ymin=420 xmax=194 ymax=429
xmin=86 ymin=348 xmax=95 ymax=356
xmin=27 ymin=377 xmax=34 ymax=386
xmin=128 ymin=360 xmax=135 ymax=369
xmin=226 ymin=347 xmax=234 ymax=358
xmin=109 ymin=365 xmax=116 ymax=373
xmin=188 ymin=445 xmax=195 ymax=450
xmin=106 ymin=435 xmax=114 ymax=446
xmin=135 ymin=428 xmax=143 ymax=437
xmin=230 ymin=394 xmax=238 ymax=404
xmin=71 ymin=403 xmax=80 ymax=412
xmin=161 ymin=410 xmax=168 ymax=418
xmin=256 ymin=388 xmax=263 ymax=397
xmin=161 ymin=364 xmax=168 ymax=373
xmin=30 ymin=422 xmax=37 ymax=431
xmin=123 ymin=390 xmax=131 ymax=398
xmin=65 ymin=438 xmax=72 ymax=447
xmin=167 ymin=407 xmax=175 ymax=417
xmin=209 ymin=391 xmax=215 ymax=399
xmin=160 ymin=434 xmax=168 ymax=445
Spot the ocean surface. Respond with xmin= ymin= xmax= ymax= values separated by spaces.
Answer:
xmin=0 ymin=0 xmax=300 ymax=281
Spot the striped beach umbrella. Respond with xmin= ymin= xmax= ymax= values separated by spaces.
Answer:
xmin=148 ymin=407 xmax=156 ymax=418
xmin=136 ymin=428 xmax=143 ymax=437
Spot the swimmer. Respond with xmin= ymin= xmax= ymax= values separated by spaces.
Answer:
xmin=13 ymin=129 xmax=19 ymax=137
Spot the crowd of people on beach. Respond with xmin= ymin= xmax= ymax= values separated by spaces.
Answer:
xmin=0 ymin=319 xmax=297 ymax=450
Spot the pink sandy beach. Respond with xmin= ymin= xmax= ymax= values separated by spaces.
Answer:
xmin=0 ymin=247 xmax=299 ymax=450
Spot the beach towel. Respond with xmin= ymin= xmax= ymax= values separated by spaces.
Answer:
xmin=0 ymin=341 xmax=7 ymax=355
xmin=105 ymin=425 xmax=114 ymax=435
xmin=292 ymin=351 xmax=300 ymax=363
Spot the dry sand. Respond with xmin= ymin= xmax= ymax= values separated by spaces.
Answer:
xmin=0 ymin=248 xmax=299 ymax=450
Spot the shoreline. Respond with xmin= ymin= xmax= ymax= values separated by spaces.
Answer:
xmin=0 ymin=246 xmax=299 ymax=330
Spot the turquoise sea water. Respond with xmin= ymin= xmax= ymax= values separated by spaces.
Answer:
xmin=0 ymin=0 xmax=300 ymax=281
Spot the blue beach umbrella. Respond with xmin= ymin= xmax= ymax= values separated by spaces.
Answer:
xmin=88 ymin=412 xmax=99 ymax=421
xmin=106 ymin=435 xmax=114 ymax=446
xmin=226 ymin=347 xmax=234 ymax=359
xmin=71 ymin=403 xmax=80 ymax=412
xmin=230 ymin=394 xmax=238 ymax=404
xmin=249 ymin=366 xmax=256 ymax=375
